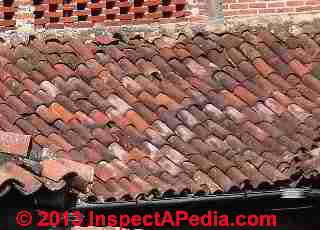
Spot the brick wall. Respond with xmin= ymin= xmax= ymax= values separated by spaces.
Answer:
xmin=223 ymin=0 xmax=320 ymax=17
xmin=0 ymin=0 xmax=191 ymax=29
xmin=0 ymin=0 xmax=319 ymax=30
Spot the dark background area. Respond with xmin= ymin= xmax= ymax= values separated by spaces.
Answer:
xmin=1 ymin=189 xmax=320 ymax=230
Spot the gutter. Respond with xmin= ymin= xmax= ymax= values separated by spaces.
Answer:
xmin=72 ymin=188 xmax=320 ymax=211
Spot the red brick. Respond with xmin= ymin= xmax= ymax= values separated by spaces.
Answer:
xmin=224 ymin=10 xmax=239 ymax=16
xmin=249 ymin=2 xmax=267 ymax=8
xmin=259 ymin=8 xmax=276 ymax=13
xmin=230 ymin=3 xmax=249 ymax=9
xmin=238 ymin=9 xmax=258 ymax=14
xmin=286 ymin=0 xmax=305 ymax=6
xmin=305 ymin=0 xmax=320 ymax=5
xmin=238 ymin=0 xmax=255 ymax=2
xmin=268 ymin=2 xmax=285 ymax=7
xmin=296 ymin=5 xmax=320 ymax=10
xmin=276 ymin=7 xmax=295 ymax=12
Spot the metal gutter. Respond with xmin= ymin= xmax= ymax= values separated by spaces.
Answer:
xmin=73 ymin=188 xmax=319 ymax=211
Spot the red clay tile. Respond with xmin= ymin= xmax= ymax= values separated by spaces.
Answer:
xmin=0 ymin=130 xmax=31 ymax=156
xmin=5 ymin=77 xmax=25 ymax=96
xmin=168 ymin=59 xmax=193 ymax=78
xmin=233 ymin=86 xmax=257 ymax=106
xmin=254 ymin=58 xmax=275 ymax=77
xmin=227 ymin=48 xmax=246 ymax=64
xmin=49 ymin=103 xmax=74 ymax=123
xmin=15 ymin=119 xmax=40 ymax=136
xmin=239 ymin=42 xmax=261 ymax=61
xmin=68 ymin=39 xmax=95 ymax=61
xmin=105 ymin=45 xmax=125 ymax=61
xmin=238 ymin=61 xmax=258 ymax=79
xmin=2 ymin=162 xmax=42 ymax=194
xmin=220 ymin=90 xmax=247 ymax=110
xmin=48 ymin=133 xmax=74 ymax=152
xmin=0 ymin=31 xmax=320 ymax=200
xmin=265 ymin=98 xmax=286 ymax=115
xmin=42 ymin=158 xmax=94 ymax=184
xmin=289 ymin=59 xmax=310 ymax=77
xmin=7 ymin=96 xmax=33 ymax=115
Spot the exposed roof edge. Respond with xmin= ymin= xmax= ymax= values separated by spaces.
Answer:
xmin=1 ymin=12 xmax=320 ymax=48
xmin=73 ymin=188 xmax=320 ymax=211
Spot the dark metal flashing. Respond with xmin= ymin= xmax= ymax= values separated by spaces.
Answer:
xmin=74 ymin=188 xmax=319 ymax=211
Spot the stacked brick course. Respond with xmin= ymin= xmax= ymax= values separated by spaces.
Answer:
xmin=222 ymin=0 xmax=320 ymax=17
xmin=0 ymin=0 xmax=16 ymax=28
xmin=31 ymin=0 xmax=190 ymax=28
xmin=0 ymin=0 xmax=319 ymax=29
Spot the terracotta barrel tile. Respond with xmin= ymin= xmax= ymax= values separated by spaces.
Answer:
xmin=126 ymin=148 xmax=146 ymax=163
xmin=225 ymin=106 xmax=248 ymax=124
xmin=36 ymin=90 xmax=55 ymax=106
xmin=48 ymin=133 xmax=74 ymax=152
xmin=106 ymin=94 xmax=132 ymax=116
xmin=124 ymin=110 xmax=148 ymax=132
xmin=289 ymin=59 xmax=310 ymax=77
xmin=80 ymin=146 xmax=104 ymax=163
xmin=253 ymin=102 xmax=276 ymax=123
xmin=239 ymin=42 xmax=261 ymax=61
xmin=259 ymin=162 xmax=289 ymax=185
xmin=208 ymin=167 xmax=238 ymax=192
xmin=203 ymin=104 xmax=225 ymax=122
xmin=226 ymin=48 xmax=246 ymax=65
xmin=302 ymin=74 xmax=320 ymax=95
xmin=4 ymin=78 xmax=25 ymax=96
xmin=121 ymin=76 xmax=142 ymax=95
xmin=220 ymin=90 xmax=247 ymax=110
xmin=143 ymin=128 xmax=166 ymax=148
xmin=287 ymin=104 xmax=312 ymax=122
xmin=189 ymin=77 xmax=214 ymax=95
xmin=15 ymin=118 xmax=40 ymax=136
xmin=238 ymin=161 xmax=271 ymax=189
xmin=174 ymin=125 xmax=195 ymax=142
xmin=0 ymin=104 xmax=20 ymax=124
xmin=20 ymin=91 xmax=45 ymax=109
xmin=214 ymin=71 xmax=239 ymax=91
xmin=184 ymin=58 xmax=211 ymax=79
xmin=238 ymin=61 xmax=258 ymax=79
xmin=0 ymin=130 xmax=31 ymax=156
xmin=253 ymin=58 xmax=275 ymax=77
xmin=226 ymin=167 xmax=250 ymax=189
xmin=62 ymin=130 xmax=87 ymax=148
xmin=233 ymin=86 xmax=257 ymax=106
xmin=3 ymin=162 xmax=42 ymax=194
xmin=193 ymin=170 xmax=222 ymax=194
xmin=6 ymin=96 xmax=33 ymax=115
xmin=265 ymin=98 xmax=286 ymax=115
xmin=106 ymin=142 xmax=129 ymax=162
xmin=160 ymin=80 xmax=188 ymax=103
xmin=49 ymin=103 xmax=74 ymax=123
xmin=240 ymin=132 xmax=265 ymax=154
xmin=168 ymin=59 xmax=193 ymax=78
xmin=177 ymin=109 xmax=199 ymax=129
xmin=205 ymin=135 xmax=231 ymax=154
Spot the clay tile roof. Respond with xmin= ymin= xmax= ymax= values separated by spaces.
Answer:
xmin=1 ymin=31 xmax=320 ymax=202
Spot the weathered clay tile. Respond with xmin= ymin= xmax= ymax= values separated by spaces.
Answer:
xmin=1 ymin=31 xmax=320 ymax=201
xmin=0 ymin=131 xmax=31 ymax=156
xmin=7 ymin=96 xmax=33 ymax=115
xmin=227 ymin=48 xmax=246 ymax=64
xmin=239 ymin=42 xmax=261 ymax=61
xmin=168 ymin=59 xmax=193 ymax=78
